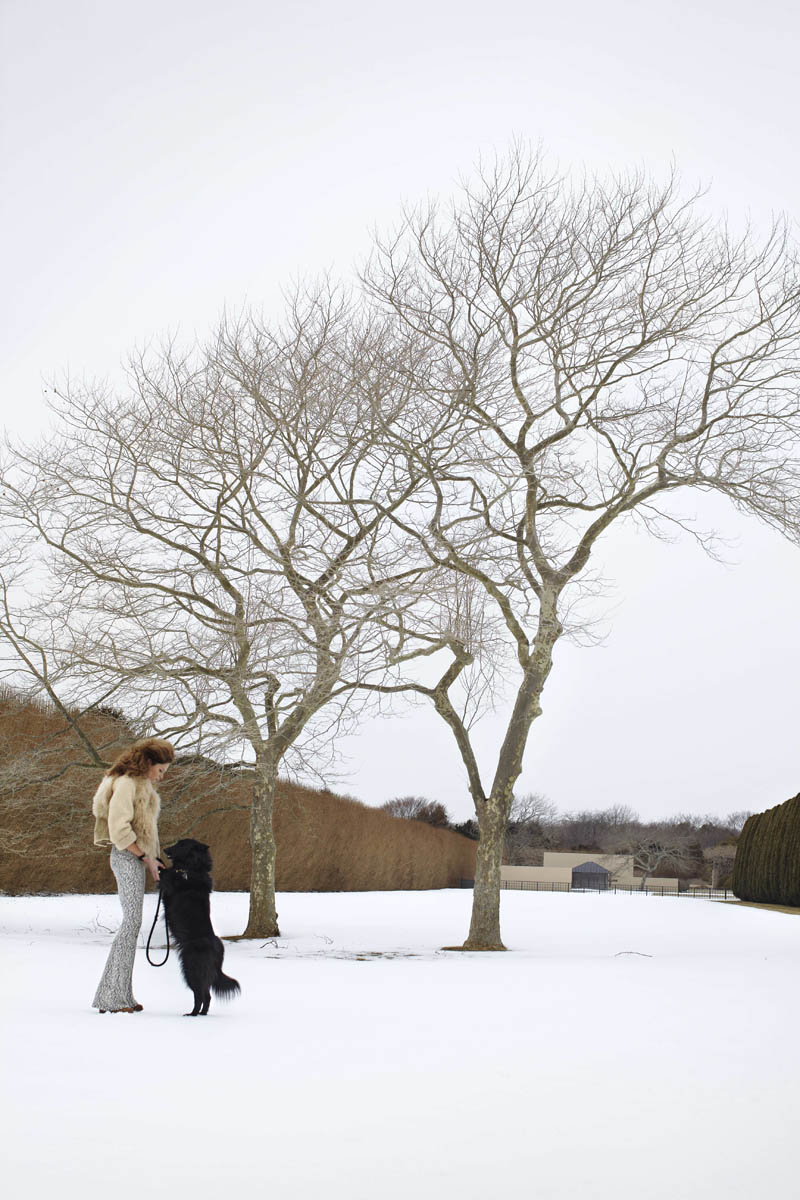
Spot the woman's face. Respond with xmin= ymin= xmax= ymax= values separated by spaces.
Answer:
xmin=147 ymin=761 xmax=170 ymax=782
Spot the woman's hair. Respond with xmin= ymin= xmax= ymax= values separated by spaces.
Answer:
xmin=106 ymin=737 xmax=176 ymax=778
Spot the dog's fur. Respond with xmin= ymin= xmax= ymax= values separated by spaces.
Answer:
xmin=160 ymin=839 xmax=241 ymax=1016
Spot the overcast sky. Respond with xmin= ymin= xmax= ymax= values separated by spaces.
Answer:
xmin=2 ymin=0 xmax=798 ymax=822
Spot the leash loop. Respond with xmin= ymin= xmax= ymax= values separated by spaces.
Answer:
xmin=145 ymin=868 xmax=170 ymax=967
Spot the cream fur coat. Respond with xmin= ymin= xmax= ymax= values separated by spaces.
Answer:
xmin=92 ymin=774 xmax=162 ymax=859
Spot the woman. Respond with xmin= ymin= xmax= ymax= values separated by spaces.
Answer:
xmin=91 ymin=737 xmax=175 ymax=1013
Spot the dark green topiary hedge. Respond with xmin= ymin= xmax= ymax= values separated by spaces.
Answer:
xmin=732 ymin=793 xmax=800 ymax=904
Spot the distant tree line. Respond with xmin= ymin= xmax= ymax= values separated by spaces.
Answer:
xmin=384 ymin=792 xmax=747 ymax=885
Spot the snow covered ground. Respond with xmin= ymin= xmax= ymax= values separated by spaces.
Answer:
xmin=2 ymin=887 xmax=797 ymax=1199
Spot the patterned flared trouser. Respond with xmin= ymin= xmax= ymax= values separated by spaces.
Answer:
xmin=92 ymin=846 xmax=146 ymax=1011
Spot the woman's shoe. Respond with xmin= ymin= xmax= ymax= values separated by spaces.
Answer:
xmin=99 ymin=1007 xmax=137 ymax=1013
xmin=133 ymin=1004 xmax=144 ymax=1012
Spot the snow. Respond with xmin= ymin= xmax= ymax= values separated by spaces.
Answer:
xmin=2 ymin=888 xmax=798 ymax=1199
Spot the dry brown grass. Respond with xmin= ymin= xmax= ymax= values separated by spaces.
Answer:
xmin=731 ymin=900 xmax=800 ymax=916
xmin=0 ymin=696 xmax=476 ymax=894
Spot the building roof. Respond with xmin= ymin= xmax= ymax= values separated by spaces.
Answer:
xmin=572 ymin=861 xmax=610 ymax=874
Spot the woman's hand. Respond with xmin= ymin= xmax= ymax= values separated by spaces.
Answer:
xmin=142 ymin=855 xmax=162 ymax=883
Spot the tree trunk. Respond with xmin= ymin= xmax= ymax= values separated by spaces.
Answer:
xmin=243 ymin=757 xmax=280 ymax=938
xmin=460 ymin=591 xmax=561 ymax=950
xmin=462 ymin=798 xmax=509 ymax=949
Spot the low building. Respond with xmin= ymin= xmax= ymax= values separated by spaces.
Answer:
xmin=500 ymin=852 xmax=679 ymax=893
xmin=501 ymin=865 xmax=572 ymax=888
xmin=542 ymin=851 xmax=636 ymax=882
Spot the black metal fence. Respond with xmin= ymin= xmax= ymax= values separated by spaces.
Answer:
xmin=459 ymin=879 xmax=735 ymax=900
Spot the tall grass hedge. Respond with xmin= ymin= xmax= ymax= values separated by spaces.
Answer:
xmin=732 ymin=794 xmax=800 ymax=905
xmin=0 ymin=696 xmax=476 ymax=894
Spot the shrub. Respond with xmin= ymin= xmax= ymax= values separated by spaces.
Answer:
xmin=732 ymin=794 xmax=800 ymax=904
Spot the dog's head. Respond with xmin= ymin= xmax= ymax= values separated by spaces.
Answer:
xmin=164 ymin=838 xmax=212 ymax=874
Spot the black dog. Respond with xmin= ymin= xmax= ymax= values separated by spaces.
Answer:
xmin=160 ymin=839 xmax=241 ymax=1016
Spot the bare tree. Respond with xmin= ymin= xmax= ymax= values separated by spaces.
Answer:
xmin=503 ymin=791 xmax=556 ymax=864
xmin=725 ymin=811 xmax=753 ymax=835
xmin=380 ymin=796 xmax=450 ymax=826
xmin=509 ymin=792 xmax=557 ymax=826
xmin=1 ymin=290 xmax=451 ymax=937
xmin=546 ymin=806 xmax=639 ymax=855
xmin=363 ymin=147 xmax=800 ymax=948
xmin=628 ymin=835 xmax=697 ymax=889
xmin=603 ymin=804 xmax=639 ymax=830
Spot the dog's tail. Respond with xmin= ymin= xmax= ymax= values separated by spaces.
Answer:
xmin=212 ymin=969 xmax=241 ymax=1000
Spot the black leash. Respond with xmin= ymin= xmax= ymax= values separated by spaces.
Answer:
xmin=145 ymin=865 xmax=170 ymax=967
